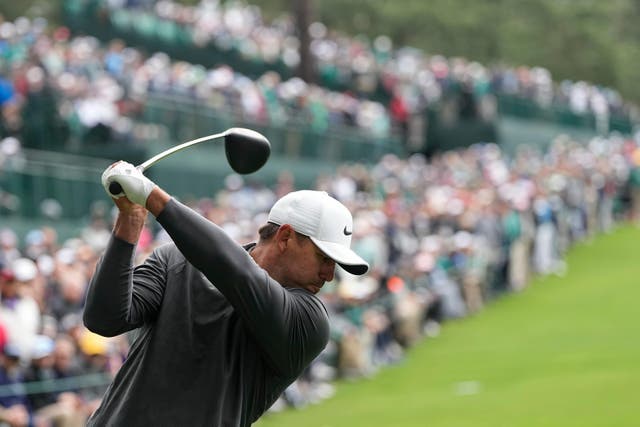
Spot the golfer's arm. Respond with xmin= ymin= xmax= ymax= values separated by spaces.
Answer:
xmin=153 ymin=196 xmax=267 ymax=301
xmin=84 ymin=213 xmax=167 ymax=337
xmin=84 ymin=236 xmax=168 ymax=336
xmin=83 ymin=190 xmax=173 ymax=337
xmin=146 ymin=187 xmax=172 ymax=217
xmin=154 ymin=196 xmax=329 ymax=374
xmin=83 ymin=236 xmax=139 ymax=336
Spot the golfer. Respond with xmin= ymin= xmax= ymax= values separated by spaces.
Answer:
xmin=83 ymin=161 xmax=369 ymax=426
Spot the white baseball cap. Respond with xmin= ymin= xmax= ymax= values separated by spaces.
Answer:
xmin=268 ymin=190 xmax=369 ymax=275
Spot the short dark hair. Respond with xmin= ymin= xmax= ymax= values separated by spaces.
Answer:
xmin=258 ymin=222 xmax=309 ymax=243
xmin=258 ymin=222 xmax=280 ymax=242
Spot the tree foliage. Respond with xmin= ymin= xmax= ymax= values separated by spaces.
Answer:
xmin=261 ymin=0 xmax=640 ymax=104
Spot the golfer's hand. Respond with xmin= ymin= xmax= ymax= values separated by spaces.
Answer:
xmin=111 ymin=194 xmax=148 ymax=244
xmin=102 ymin=161 xmax=156 ymax=206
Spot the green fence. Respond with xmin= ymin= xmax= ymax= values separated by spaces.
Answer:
xmin=128 ymin=97 xmax=398 ymax=198
xmin=497 ymin=94 xmax=634 ymax=134
xmin=496 ymin=116 xmax=599 ymax=156
xmin=1 ymin=116 xmax=400 ymax=222
xmin=141 ymin=93 xmax=404 ymax=164
xmin=422 ymin=108 xmax=498 ymax=156
xmin=0 ymin=149 xmax=110 ymax=220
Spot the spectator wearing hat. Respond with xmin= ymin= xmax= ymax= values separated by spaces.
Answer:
xmin=0 ymin=342 xmax=31 ymax=427
xmin=0 ymin=230 xmax=20 ymax=268
xmin=23 ymin=334 xmax=86 ymax=427
xmin=76 ymin=329 xmax=114 ymax=416
xmin=0 ymin=258 xmax=41 ymax=362
xmin=24 ymin=335 xmax=57 ymax=408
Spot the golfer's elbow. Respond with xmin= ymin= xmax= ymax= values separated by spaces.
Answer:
xmin=82 ymin=308 xmax=125 ymax=337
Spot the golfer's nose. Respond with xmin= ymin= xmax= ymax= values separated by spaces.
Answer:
xmin=319 ymin=259 xmax=336 ymax=282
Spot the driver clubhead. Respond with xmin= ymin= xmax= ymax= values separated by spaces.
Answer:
xmin=224 ymin=128 xmax=271 ymax=174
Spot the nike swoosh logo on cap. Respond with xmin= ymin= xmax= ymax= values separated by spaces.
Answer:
xmin=343 ymin=226 xmax=353 ymax=236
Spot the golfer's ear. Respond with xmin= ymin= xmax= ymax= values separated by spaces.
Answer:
xmin=275 ymin=224 xmax=294 ymax=252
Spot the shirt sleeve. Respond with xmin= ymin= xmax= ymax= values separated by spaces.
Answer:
xmin=83 ymin=236 xmax=167 ymax=337
xmin=156 ymin=198 xmax=330 ymax=377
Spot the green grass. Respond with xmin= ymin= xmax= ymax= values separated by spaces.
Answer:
xmin=255 ymin=225 xmax=640 ymax=427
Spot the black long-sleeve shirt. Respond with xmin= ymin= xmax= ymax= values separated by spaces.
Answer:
xmin=83 ymin=198 xmax=330 ymax=426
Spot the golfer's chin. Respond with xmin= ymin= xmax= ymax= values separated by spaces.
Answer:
xmin=305 ymin=284 xmax=323 ymax=294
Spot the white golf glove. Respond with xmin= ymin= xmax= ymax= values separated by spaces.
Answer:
xmin=101 ymin=161 xmax=156 ymax=206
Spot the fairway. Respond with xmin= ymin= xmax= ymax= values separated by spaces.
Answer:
xmin=256 ymin=225 xmax=640 ymax=427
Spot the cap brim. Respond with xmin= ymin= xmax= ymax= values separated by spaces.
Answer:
xmin=310 ymin=237 xmax=369 ymax=276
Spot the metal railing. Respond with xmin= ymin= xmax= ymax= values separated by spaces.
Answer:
xmin=1 ymin=149 xmax=110 ymax=219
xmin=141 ymin=92 xmax=404 ymax=163
xmin=0 ymin=373 xmax=112 ymax=398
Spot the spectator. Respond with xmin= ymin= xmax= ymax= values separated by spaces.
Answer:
xmin=0 ymin=343 xmax=31 ymax=427
xmin=46 ymin=248 xmax=89 ymax=323
xmin=0 ymin=230 xmax=20 ymax=267
xmin=24 ymin=334 xmax=85 ymax=427
xmin=0 ymin=131 xmax=634 ymax=416
xmin=0 ymin=258 xmax=41 ymax=362
xmin=0 ymin=9 xmax=639 ymax=420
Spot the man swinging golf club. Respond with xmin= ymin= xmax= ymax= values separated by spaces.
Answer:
xmin=83 ymin=157 xmax=369 ymax=426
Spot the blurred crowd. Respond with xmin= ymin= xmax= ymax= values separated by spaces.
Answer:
xmin=0 ymin=221 xmax=124 ymax=426
xmin=0 ymin=14 xmax=392 ymax=154
xmin=95 ymin=0 xmax=639 ymax=129
xmin=2 ymin=7 xmax=639 ymax=156
xmin=2 ymin=2 xmax=640 ymax=425
xmin=3 ymin=131 xmax=640 ymax=424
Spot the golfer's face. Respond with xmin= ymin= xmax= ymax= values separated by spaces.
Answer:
xmin=286 ymin=234 xmax=336 ymax=294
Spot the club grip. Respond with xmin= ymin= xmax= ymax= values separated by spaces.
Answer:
xmin=109 ymin=181 xmax=123 ymax=196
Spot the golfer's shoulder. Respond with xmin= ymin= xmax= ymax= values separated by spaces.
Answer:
xmin=285 ymin=289 xmax=330 ymax=350
xmin=286 ymin=288 xmax=330 ymax=321
xmin=149 ymin=241 xmax=189 ymax=272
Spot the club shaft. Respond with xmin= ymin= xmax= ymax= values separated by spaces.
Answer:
xmin=138 ymin=131 xmax=228 ymax=171
xmin=108 ymin=131 xmax=228 ymax=195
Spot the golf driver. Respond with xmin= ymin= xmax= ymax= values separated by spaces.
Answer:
xmin=108 ymin=127 xmax=270 ymax=196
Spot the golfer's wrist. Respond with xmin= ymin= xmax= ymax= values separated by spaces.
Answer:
xmin=113 ymin=209 xmax=146 ymax=244
xmin=146 ymin=187 xmax=171 ymax=217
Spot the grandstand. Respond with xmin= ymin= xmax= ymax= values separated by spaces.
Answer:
xmin=1 ymin=1 xmax=638 ymax=223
